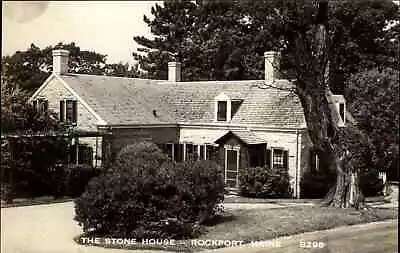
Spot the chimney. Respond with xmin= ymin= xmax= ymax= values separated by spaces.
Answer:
xmin=168 ymin=62 xmax=181 ymax=82
xmin=264 ymin=51 xmax=281 ymax=84
xmin=52 ymin=49 xmax=70 ymax=75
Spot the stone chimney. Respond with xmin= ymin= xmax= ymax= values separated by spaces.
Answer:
xmin=168 ymin=62 xmax=181 ymax=82
xmin=264 ymin=51 xmax=281 ymax=84
xmin=52 ymin=49 xmax=69 ymax=75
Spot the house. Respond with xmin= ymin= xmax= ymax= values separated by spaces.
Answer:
xmin=29 ymin=49 xmax=347 ymax=198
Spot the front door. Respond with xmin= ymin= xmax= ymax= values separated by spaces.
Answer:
xmin=225 ymin=149 xmax=239 ymax=189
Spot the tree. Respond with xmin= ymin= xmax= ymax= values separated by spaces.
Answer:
xmin=346 ymin=68 xmax=399 ymax=181
xmin=134 ymin=0 xmax=398 ymax=87
xmin=1 ymin=42 xmax=140 ymax=92
xmin=136 ymin=0 xmax=399 ymax=207
xmin=1 ymin=77 xmax=68 ymax=200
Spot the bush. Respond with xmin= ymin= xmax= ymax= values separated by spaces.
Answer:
xmin=359 ymin=170 xmax=385 ymax=197
xmin=239 ymin=165 xmax=292 ymax=198
xmin=74 ymin=141 xmax=224 ymax=239
xmin=300 ymin=169 xmax=336 ymax=198
xmin=49 ymin=164 xmax=101 ymax=198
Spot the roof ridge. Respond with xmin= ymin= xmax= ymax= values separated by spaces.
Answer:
xmin=60 ymin=73 xmax=164 ymax=82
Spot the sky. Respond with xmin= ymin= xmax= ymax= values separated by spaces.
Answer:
xmin=2 ymin=1 xmax=162 ymax=65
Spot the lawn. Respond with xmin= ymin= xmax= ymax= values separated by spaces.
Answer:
xmin=199 ymin=205 xmax=398 ymax=242
xmin=75 ymin=205 xmax=398 ymax=252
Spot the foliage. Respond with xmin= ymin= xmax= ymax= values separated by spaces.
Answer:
xmin=49 ymin=164 xmax=101 ymax=198
xmin=300 ymin=169 xmax=336 ymax=198
xmin=359 ymin=169 xmax=385 ymax=197
xmin=74 ymin=141 xmax=224 ymax=239
xmin=134 ymin=0 xmax=398 ymax=89
xmin=346 ymin=68 xmax=399 ymax=180
xmin=239 ymin=166 xmax=292 ymax=198
xmin=1 ymin=42 xmax=140 ymax=92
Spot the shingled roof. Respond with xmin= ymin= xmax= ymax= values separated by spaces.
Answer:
xmin=59 ymin=74 xmax=307 ymax=128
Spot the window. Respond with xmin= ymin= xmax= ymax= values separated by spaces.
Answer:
xmin=174 ymin=144 xmax=183 ymax=162
xmin=249 ymin=144 xmax=267 ymax=167
xmin=33 ymin=99 xmax=48 ymax=114
xmin=339 ymin=103 xmax=345 ymax=124
xmin=231 ymin=100 xmax=242 ymax=118
xmin=70 ymin=144 xmax=93 ymax=165
xmin=309 ymin=150 xmax=320 ymax=171
xmin=206 ymin=144 xmax=219 ymax=161
xmin=272 ymin=149 xmax=288 ymax=169
xmin=217 ymin=101 xmax=227 ymax=121
xmin=199 ymin=145 xmax=205 ymax=160
xmin=60 ymin=101 xmax=65 ymax=122
xmin=60 ymin=100 xmax=77 ymax=123
xmin=185 ymin=143 xmax=196 ymax=160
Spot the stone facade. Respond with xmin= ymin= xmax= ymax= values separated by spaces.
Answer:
xmin=32 ymin=75 xmax=104 ymax=167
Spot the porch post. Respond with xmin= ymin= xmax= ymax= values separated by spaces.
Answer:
xmin=171 ymin=143 xmax=175 ymax=161
xmin=183 ymin=143 xmax=186 ymax=161
xmin=75 ymin=137 xmax=79 ymax=165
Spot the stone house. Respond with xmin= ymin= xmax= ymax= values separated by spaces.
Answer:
xmin=29 ymin=49 xmax=347 ymax=198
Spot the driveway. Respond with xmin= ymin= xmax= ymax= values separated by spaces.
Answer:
xmin=1 ymin=201 xmax=172 ymax=253
xmin=2 ymin=201 xmax=397 ymax=253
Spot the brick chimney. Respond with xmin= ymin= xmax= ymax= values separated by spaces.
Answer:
xmin=264 ymin=51 xmax=281 ymax=84
xmin=168 ymin=62 xmax=181 ymax=82
xmin=52 ymin=49 xmax=69 ymax=75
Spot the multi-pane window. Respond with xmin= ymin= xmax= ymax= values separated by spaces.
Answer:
xmin=33 ymin=99 xmax=48 ymax=114
xmin=60 ymin=100 xmax=77 ymax=123
xmin=185 ymin=143 xmax=196 ymax=160
xmin=272 ymin=149 xmax=288 ymax=169
xmin=217 ymin=101 xmax=227 ymax=121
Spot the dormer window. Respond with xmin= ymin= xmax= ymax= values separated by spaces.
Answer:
xmin=217 ymin=101 xmax=228 ymax=121
xmin=215 ymin=93 xmax=242 ymax=122
xmin=231 ymin=100 xmax=243 ymax=118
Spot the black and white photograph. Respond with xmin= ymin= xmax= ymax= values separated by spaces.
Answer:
xmin=1 ymin=1 xmax=399 ymax=252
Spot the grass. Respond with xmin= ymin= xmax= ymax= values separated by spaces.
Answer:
xmin=198 ymin=205 xmax=398 ymax=242
xmin=74 ymin=205 xmax=398 ymax=252
xmin=224 ymin=195 xmax=320 ymax=204
xmin=0 ymin=196 xmax=74 ymax=208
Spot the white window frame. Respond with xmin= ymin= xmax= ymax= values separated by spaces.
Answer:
xmin=215 ymin=93 xmax=231 ymax=122
xmin=269 ymin=147 xmax=289 ymax=169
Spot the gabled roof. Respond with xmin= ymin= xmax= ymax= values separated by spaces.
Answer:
xmin=214 ymin=130 xmax=267 ymax=145
xmin=57 ymin=74 xmax=307 ymax=128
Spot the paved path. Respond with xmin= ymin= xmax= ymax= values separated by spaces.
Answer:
xmin=2 ymin=201 xmax=397 ymax=253
xmin=1 ymin=202 xmax=172 ymax=253
xmin=203 ymin=219 xmax=398 ymax=253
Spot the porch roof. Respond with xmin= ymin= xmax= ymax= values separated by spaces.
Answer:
xmin=214 ymin=130 xmax=267 ymax=145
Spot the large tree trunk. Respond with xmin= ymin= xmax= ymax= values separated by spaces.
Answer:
xmin=294 ymin=0 xmax=363 ymax=208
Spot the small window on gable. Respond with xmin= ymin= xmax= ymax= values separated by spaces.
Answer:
xmin=217 ymin=101 xmax=227 ymax=121
xmin=60 ymin=100 xmax=77 ymax=124
xmin=66 ymin=100 xmax=77 ymax=123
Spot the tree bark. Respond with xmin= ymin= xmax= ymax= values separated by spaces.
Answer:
xmin=294 ymin=0 xmax=363 ymax=208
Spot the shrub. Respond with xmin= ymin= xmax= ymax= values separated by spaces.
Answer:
xmin=300 ymin=169 xmax=336 ymax=198
xmin=74 ymin=141 xmax=224 ymax=239
xmin=49 ymin=164 xmax=101 ymax=198
xmin=239 ymin=165 xmax=292 ymax=198
xmin=359 ymin=170 xmax=385 ymax=197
